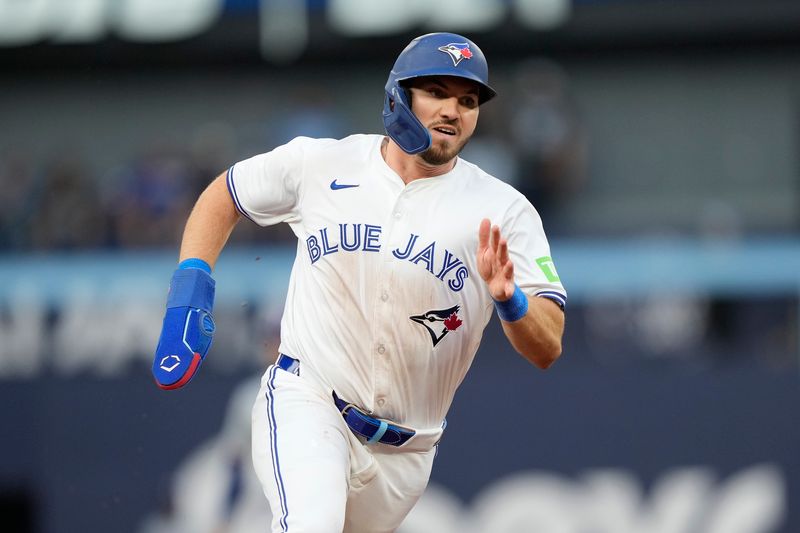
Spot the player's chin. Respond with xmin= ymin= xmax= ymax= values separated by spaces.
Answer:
xmin=421 ymin=138 xmax=464 ymax=166
xmin=420 ymin=146 xmax=453 ymax=166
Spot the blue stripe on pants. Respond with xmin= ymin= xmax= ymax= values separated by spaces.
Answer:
xmin=265 ymin=365 xmax=289 ymax=531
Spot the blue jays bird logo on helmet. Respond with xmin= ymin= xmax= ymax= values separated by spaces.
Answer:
xmin=438 ymin=43 xmax=473 ymax=66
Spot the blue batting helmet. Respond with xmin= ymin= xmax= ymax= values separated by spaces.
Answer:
xmin=382 ymin=32 xmax=497 ymax=154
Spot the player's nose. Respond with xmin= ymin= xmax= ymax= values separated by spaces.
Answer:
xmin=438 ymin=96 xmax=460 ymax=119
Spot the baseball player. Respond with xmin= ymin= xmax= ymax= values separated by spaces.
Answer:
xmin=153 ymin=32 xmax=566 ymax=532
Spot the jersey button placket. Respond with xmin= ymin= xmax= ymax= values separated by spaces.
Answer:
xmin=373 ymin=190 xmax=405 ymax=412
xmin=383 ymin=193 xmax=410 ymax=265
xmin=373 ymin=341 xmax=389 ymax=412
xmin=391 ymin=194 xmax=405 ymax=221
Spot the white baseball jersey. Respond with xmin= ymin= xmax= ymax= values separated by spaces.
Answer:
xmin=227 ymin=134 xmax=566 ymax=433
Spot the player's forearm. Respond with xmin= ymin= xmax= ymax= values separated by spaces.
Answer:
xmin=179 ymin=173 xmax=241 ymax=269
xmin=500 ymin=296 xmax=564 ymax=369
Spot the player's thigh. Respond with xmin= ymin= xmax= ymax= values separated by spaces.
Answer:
xmin=343 ymin=447 xmax=436 ymax=533
xmin=252 ymin=365 xmax=351 ymax=532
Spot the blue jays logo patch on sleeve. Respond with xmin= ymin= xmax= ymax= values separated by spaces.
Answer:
xmin=410 ymin=305 xmax=463 ymax=347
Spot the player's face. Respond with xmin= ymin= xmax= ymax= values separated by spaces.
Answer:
xmin=407 ymin=76 xmax=480 ymax=166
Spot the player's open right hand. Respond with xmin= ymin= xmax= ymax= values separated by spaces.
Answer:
xmin=152 ymin=264 xmax=216 ymax=390
xmin=476 ymin=218 xmax=516 ymax=301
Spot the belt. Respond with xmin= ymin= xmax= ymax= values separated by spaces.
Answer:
xmin=276 ymin=354 xmax=416 ymax=447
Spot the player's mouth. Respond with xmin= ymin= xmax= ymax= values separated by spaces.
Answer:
xmin=431 ymin=125 xmax=458 ymax=138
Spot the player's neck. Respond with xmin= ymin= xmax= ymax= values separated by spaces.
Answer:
xmin=382 ymin=137 xmax=456 ymax=185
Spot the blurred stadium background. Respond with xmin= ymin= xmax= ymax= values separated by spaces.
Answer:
xmin=1 ymin=0 xmax=799 ymax=532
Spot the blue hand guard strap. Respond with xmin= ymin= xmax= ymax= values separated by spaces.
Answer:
xmin=494 ymin=284 xmax=529 ymax=322
xmin=167 ymin=268 xmax=215 ymax=311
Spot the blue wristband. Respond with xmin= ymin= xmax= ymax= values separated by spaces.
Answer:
xmin=167 ymin=268 xmax=216 ymax=311
xmin=179 ymin=258 xmax=212 ymax=274
xmin=494 ymin=284 xmax=528 ymax=322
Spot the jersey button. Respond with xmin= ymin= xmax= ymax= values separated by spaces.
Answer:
xmin=393 ymin=211 xmax=402 ymax=219
xmin=381 ymin=291 xmax=389 ymax=302
xmin=377 ymin=344 xmax=386 ymax=355
xmin=377 ymin=398 xmax=386 ymax=407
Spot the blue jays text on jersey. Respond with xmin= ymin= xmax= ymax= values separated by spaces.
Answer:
xmin=306 ymin=223 xmax=469 ymax=292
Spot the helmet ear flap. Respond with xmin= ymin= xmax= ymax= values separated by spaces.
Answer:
xmin=382 ymin=86 xmax=431 ymax=155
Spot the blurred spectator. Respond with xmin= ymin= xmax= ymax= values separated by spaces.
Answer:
xmin=29 ymin=153 xmax=107 ymax=250
xmin=0 ymin=151 xmax=38 ymax=250
xmin=188 ymin=121 xmax=239 ymax=198
xmin=506 ymin=58 xmax=588 ymax=227
xmin=102 ymin=144 xmax=197 ymax=248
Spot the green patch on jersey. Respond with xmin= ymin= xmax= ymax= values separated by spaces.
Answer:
xmin=536 ymin=256 xmax=561 ymax=283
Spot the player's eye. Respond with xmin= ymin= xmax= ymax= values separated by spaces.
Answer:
xmin=460 ymin=96 xmax=478 ymax=109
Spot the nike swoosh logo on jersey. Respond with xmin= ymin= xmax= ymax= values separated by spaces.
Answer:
xmin=330 ymin=179 xmax=359 ymax=190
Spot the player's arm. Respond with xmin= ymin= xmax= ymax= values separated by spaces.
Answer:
xmin=179 ymin=172 xmax=241 ymax=267
xmin=476 ymin=219 xmax=564 ymax=369
xmin=498 ymin=296 xmax=564 ymax=369
xmin=152 ymin=173 xmax=241 ymax=390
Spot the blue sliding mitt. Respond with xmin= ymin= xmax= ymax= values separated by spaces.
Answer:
xmin=153 ymin=261 xmax=216 ymax=390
